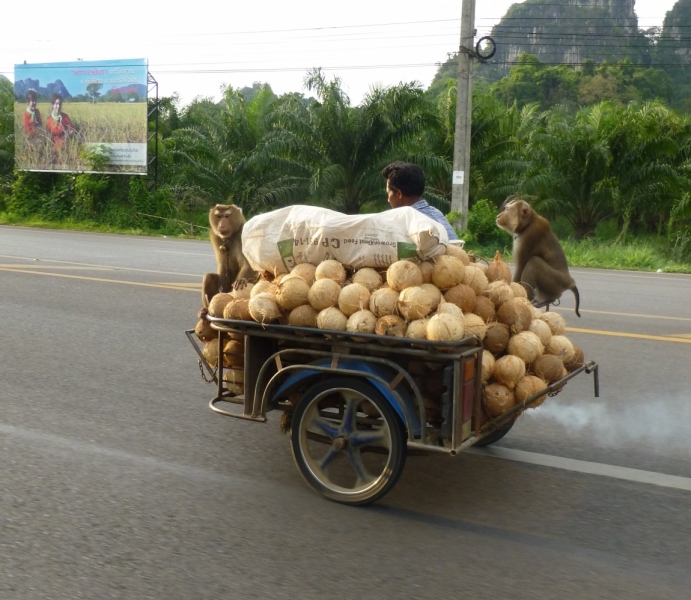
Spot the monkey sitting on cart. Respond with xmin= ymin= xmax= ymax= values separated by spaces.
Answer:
xmin=496 ymin=197 xmax=580 ymax=317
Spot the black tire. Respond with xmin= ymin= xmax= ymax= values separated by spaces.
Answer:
xmin=473 ymin=420 xmax=515 ymax=447
xmin=291 ymin=377 xmax=406 ymax=506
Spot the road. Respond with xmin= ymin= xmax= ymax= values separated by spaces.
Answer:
xmin=1 ymin=225 xmax=690 ymax=599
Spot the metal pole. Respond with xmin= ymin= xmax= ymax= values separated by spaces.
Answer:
xmin=450 ymin=0 xmax=476 ymax=231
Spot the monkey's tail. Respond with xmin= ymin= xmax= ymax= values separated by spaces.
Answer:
xmin=572 ymin=286 xmax=580 ymax=318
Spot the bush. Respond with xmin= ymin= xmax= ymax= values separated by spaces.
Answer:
xmin=462 ymin=199 xmax=512 ymax=247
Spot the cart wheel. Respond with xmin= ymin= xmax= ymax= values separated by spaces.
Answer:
xmin=474 ymin=420 xmax=515 ymax=447
xmin=291 ymin=377 xmax=406 ymax=506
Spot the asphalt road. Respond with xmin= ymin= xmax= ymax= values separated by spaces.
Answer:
xmin=1 ymin=225 xmax=690 ymax=599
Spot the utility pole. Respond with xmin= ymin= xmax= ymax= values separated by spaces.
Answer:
xmin=451 ymin=0 xmax=476 ymax=231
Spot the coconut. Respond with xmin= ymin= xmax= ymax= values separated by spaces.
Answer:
xmin=539 ymin=312 xmax=566 ymax=336
xmin=472 ymin=296 xmax=496 ymax=323
xmin=276 ymin=276 xmax=311 ymax=311
xmin=308 ymin=278 xmax=341 ymax=311
xmin=352 ymin=268 xmax=382 ymax=292
xmin=531 ymin=354 xmax=564 ymax=383
xmin=464 ymin=313 xmax=488 ymax=340
xmin=431 ymin=255 xmax=465 ymax=290
xmin=223 ymin=340 xmax=245 ymax=368
xmin=514 ymin=375 xmax=547 ymax=407
xmin=290 ymin=263 xmax=317 ymax=286
xmin=493 ymin=355 xmax=526 ymax=389
xmin=202 ymin=341 xmax=219 ymax=367
xmin=445 ymin=244 xmax=470 ymax=265
xmin=248 ymin=292 xmax=282 ymax=323
xmin=405 ymin=318 xmax=430 ymax=340
xmin=485 ymin=250 xmax=512 ymax=283
xmin=437 ymin=301 xmax=464 ymax=320
xmin=419 ymin=261 xmax=434 ymax=284
xmin=223 ymin=298 xmax=252 ymax=321
xmin=444 ymin=284 xmax=476 ymax=313
xmin=230 ymin=283 xmax=254 ymax=300
xmin=483 ymin=383 xmax=515 ymax=417
xmin=546 ymin=335 xmax=575 ymax=364
xmin=528 ymin=319 xmax=552 ymax=347
xmin=207 ymin=293 xmax=234 ymax=318
xmin=316 ymin=306 xmax=348 ymax=331
xmin=420 ymin=283 xmax=442 ymax=310
xmin=564 ymin=345 xmax=585 ymax=372
xmin=315 ymin=260 xmax=346 ymax=285
xmin=369 ymin=287 xmax=400 ymax=318
xmin=483 ymin=322 xmax=511 ymax=355
xmin=497 ymin=299 xmax=532 ymax=334
xmin=288 ymin=304 xmax=319 ymax=328
xmin=398 ymin=286 xmax=435 ymax=320
xmin=223 ymin=368 xmax=245 ymax=385
xmin=346 ymin=310 xmax=378 ymax=337
xmin=387 ymin=260 xmax=423 ymax=291
xmin=463 ymin=266 xmax=489 ymax=295
xmin=509 ymin=282 xmax=528 ymax=299
xmin=338 ymin=283 xmax=371 ymax=317
xmin=375 ymin=315 xmax=407 ymax=337
xmin=482 ymin=281 xmax=514 ymax=308
xmin=194 ymin=319 xmax=217 ymax=342
xmin=513 ymin=296 xmax=541 ymax=319
xmin=251 ymin=280 xmax=278 ymax=298
xmin=426 ymin=313 xmax=466 ymax=343
xmin=481 ymin=350 xmax=495 ymax=383
xmin=507 ymin=331 xmax=544 ymax=363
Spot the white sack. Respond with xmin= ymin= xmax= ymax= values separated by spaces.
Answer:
xmin=242 ymin=205 xmax=449 ymax=274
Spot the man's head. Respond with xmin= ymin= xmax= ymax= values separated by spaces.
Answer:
xmin=382 ymin=161 xmax=425 ymax=208
xmin=26 ymin=90 xmax=38 ymax=110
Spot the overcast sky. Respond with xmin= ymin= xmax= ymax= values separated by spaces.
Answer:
xmin=1 ymin=0 xmax=680 ymax=107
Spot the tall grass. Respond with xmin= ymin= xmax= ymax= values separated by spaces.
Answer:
xmin=14 ymin=102 xmax=147 ymax=172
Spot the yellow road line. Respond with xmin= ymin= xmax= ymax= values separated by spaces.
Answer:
xmin=0 ymin=255 xmax=200 ymax=277
xmin=566 ymin=327 xmax=691 ymax=344
xmin=0 ymin=267 xmax=197 ymax=292
xmin=555 ymin=307 xmax=691 ymax=323
xmin=0 ymin=264 xmax=117 ymax=271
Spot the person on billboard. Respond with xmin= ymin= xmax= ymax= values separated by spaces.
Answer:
xmin=45 ymin=93 xmax=76 ymax=149
xmin=22 ymin=90 xmax=43 ymax=139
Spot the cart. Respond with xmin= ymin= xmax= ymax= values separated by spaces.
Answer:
xmin=186 ymin=318 xmax=599 ymax=505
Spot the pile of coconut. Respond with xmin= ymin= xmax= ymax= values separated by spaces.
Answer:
xmin=196 ymin=248 xmax=585 ymax=414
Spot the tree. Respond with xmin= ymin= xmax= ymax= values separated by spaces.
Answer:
xmin=243 ymin=69 xmax=435 ymax=214
xmin=0 ymin=77 xmax=15 ymax=183
xmin=86 ymin=81 xmax=102 ymax=103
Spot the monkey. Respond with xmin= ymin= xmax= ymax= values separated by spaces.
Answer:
xmin=496 ymin=198 xmax=580 ymax=317
xmin=199 ymin=204 xmax=257 ymax=316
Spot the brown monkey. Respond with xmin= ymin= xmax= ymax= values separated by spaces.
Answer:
xmin=496 ymin=198 xmax=580 ymax=317
xmin=200 ymin=204 xmax=257 ymax=314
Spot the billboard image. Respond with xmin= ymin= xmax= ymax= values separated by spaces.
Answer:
xmin=14 ymin=58 xmax=148 ymax=174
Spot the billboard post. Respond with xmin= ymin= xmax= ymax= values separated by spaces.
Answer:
xmin=14 ymin=58 xmax=148 ymax=175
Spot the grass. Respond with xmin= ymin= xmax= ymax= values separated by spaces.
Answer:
xmin=14 ymin=102 xmax=147 ymax=172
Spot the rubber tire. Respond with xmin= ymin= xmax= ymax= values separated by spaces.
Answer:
xmin=291 ymin=377 xmax=406 ymax=506
xmin=473 ymin=420 xmax=515 ymax=447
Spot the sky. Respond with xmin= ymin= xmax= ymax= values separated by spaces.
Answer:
xmin=0 ymin=0 xmax=682 ymax=108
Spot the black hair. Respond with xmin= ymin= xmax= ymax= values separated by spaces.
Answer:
xmin=382 ymin=161 xmax=425 ymax=197
xmin=50 ymin=93 xmax=63 ymax=104
xmin=26 ymin=89 xmax=38 ymax=102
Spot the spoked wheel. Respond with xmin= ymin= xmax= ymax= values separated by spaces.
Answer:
xmin=291 ymin=377 xmax=406 ymax=506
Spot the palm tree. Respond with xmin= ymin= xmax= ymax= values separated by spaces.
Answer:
xmin=0 ymin=78 xmax=15 ymax=182
xmin=243 ymin=69 xmax=434 ymax=214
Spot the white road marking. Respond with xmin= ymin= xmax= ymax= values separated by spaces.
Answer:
xmin=154 ymin=250 xmax=212 ymax=257
xmin=470 ymin=446 xmax=691 ymax=492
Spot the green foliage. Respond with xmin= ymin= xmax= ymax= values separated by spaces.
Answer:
xmin=460 ymin=199 xmax=513 ymax=247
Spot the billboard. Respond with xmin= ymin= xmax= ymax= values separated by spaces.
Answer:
xmin=14 ymin=58 xmax=148 ymax=174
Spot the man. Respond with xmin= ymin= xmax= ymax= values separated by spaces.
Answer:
xmin=382 ymin=161 xmax=459 ymax=241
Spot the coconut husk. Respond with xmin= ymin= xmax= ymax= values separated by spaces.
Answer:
xmin=509 ymin=282 xmax=528 ymax=299
xmin=539 ymin=312 xmax=566 ymax=335
xmin=338 ymin=283 xmax=371 ymax=317
xmin=194 ymin=318 xmax=217 ymax=342
xmin=483 ymin=322 xmax=510 ymax=355
xmin=387 ymin=260 xmax=423 ymax=292
xmin=493 ymin=355 xmax=526 ymax=389
xmin=482 ymin=281 xmax=514 ymax=307
xmin=507 ymin=331 xmax=544 ymax=364
xmin=352 ymin=268 xmax=382 ymax=292
xmin=564 ymin=345 xmax=585 ymax=372
xmin=483 ymin=383 xmax=515 ymax=417
xmin=463 ymin=266 xmax=489 ymax=295
xmin=288 ymin=304 xmax=319 ymax=328
xmin=369 ymin=287 xmax=400 ymax=318
xmin=224 ymin=298 xmax=252 ymax=321
xmin=346 ymin=310 xmax=377 ymax=337
xmin=464 ymin=313 xmax=488 ymax=340
xmin=497 ymin=299 xmax=532 ymax=334
xmin=531 ymin=354 xmax=564 ymax=383
xmin=445 ymin=244 xmax=470 ymax=265
xmin=514 ymin=375 xmax=547 ymax=407
xmin=290 ymin=263 xmax=317 ymax=286
xmin=374 ymin=315 xmax=407 ymax=337
xmin=481 ymin=350 xmax=495 ymax=383
xmin=485 ymin=250 xmax=512 ymax=283
xmin=431 ymin=255 xmax=465 ymax=290
xmin=398 ymin=286 xmax=435 ymax=320
xmin=472 ymin=296 xmax=496 ymax=323
xmin=444 ymin=284 xmax=476 ymax=313
xmin=315 ymin=260 xmax=346 ymax=284
xmin=208 ymin=293 xmax=234 ymax=318
xmin=276 ymin=277 xmax=311 ymax=311
xmin=419 ymin=261 xmax=434 ymax=284
xmin=308 ymin=278 xmax=341 ymax=311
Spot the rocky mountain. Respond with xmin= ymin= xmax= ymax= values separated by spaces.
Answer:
xmin=481 ymin=0 xmax=650 ymax=78
xmin=657 ymin=0 xmax=691 ymax=84
xmin=13 ymin=78 xmax=71 ymax=101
